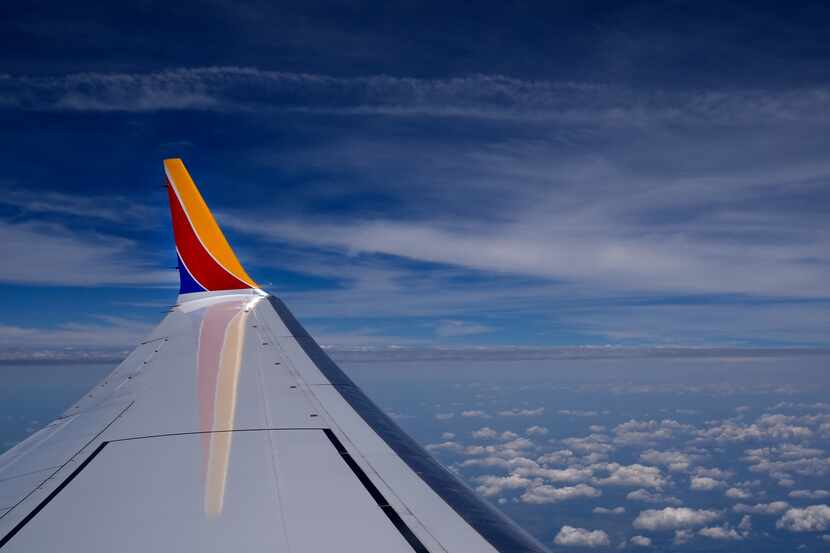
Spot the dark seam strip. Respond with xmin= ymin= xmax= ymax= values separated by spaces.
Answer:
xmin=0 ymin=441 xmax=109 ymax=549
xmin=108 ymin=427 xmax=326 ymax=442
xmin=323 ymin=429 xmax=429 ymax=553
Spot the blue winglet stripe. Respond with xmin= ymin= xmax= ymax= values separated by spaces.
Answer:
xmin=177 ymin=252 xmax=207 ymax=294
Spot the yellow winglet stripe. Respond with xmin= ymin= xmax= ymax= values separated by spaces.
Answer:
xmin=164 ymin=159 xmax=257 ymax=288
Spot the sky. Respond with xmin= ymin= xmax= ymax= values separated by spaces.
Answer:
xmin=2 ymin=4 xmax=830 ymax=550
xmin=1 ymin=0 xmax=830 ymax=355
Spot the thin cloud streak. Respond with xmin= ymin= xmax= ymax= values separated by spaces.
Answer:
xmin=222 ymin=213 xmax=829 ymax=298
xmin=0 ymin=315 xmax=153 ymax=348
xmin=0 ymin=220 xmax=175 ymax=287
xmin=3 ymin=67 xmax=830 ymax=125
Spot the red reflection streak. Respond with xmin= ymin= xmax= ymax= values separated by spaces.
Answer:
xmin=195 ymin=298 xmax=250 ymax=517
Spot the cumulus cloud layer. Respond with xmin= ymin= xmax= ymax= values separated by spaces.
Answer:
xmin=633 ymin=507 xmax=721 ymax=531
xmin=553 ymin=526 xmax=610 ymax=547
xmin=629 ymin=535 xmax=652 ymax=547
xmin=776 ymin=505 xmax=830 ymax=532
xmin=521 ymin=484 xmax=601 ymax=504
xmin=420 ymin=378 xmax=830 ymax=550
xmin=733 ymin=502 xmax=790 ymax=515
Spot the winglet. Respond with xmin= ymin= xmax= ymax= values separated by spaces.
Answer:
xmin=164 ymin=159 xmax=258 ymax=295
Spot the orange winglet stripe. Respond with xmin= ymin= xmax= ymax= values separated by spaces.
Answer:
xmin=167 ymin=185 xmax=252 ymax=291
xmin=164 ymin=159 xmax=257 ymax=291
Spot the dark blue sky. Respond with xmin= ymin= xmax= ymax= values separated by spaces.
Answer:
xmin=1 ymin=1 xmax=829 ymax=354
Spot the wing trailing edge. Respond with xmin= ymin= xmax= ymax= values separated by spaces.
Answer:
xmin=164 ymin=159 xmax=258 ymax=295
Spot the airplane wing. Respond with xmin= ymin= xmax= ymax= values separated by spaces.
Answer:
xmin=0 ymin=159 xmax=550 ymax=553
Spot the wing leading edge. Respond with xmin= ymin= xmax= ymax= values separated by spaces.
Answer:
xmin=0 ymin=160 xmax=550 ymax=553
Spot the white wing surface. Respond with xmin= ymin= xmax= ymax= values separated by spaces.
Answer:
xmin=0 ymin=160 xmax=550 ymax=553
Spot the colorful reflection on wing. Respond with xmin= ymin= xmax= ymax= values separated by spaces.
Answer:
xmin=195 ymin=297 xmax=253 ymax=518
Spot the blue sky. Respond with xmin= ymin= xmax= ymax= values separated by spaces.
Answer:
xmin=1 ymin=1 xmax=830 ymax=354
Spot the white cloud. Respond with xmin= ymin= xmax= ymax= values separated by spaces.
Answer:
xmin=199 ymin=117 xmax=830 ymax=348
xmin=612 ymin=419 xmax=691 ymax=446
xmin=776 ymin=443 xmax=826 ymax=459
xmin=633 ymin=507 xmax=721 ymax=531
xmin=462 ymin=445 xmax=493 ymax=456
xmin=772 ymin=402 xmax=830 ymax=411
xmin=692 ymin=466 xmax=732 ymax=479
xmin=698 ymin=525 xmax=743 ymax=541
xmin=738 ymin=515 xmax=752 ymax=532
xmin=673 ymin=529 xmax=694 ymax=545
xmin=561 ymin=435 xmax=614 ymax=456
xmin=595 ymin=463 xmax=666 ymax=489
xmin=461 ymin=455 xmax=538 ymax=470
xmin=593 ymin=506 xmax=626 ymax=515
xmin=776 ymin=505 xmax=830 ymax=532
xmin=558 ymin=410 xmax=599 ymax=417
xmin=748 ymin=456 xmax=830 ymax=478
xmin=502 ymin=437 xmax=535 ymax=450
xmin=225 ymin=197 xmax=830 ymax=319
xmin=789 ymin=490 xmax=830 ymax=500
xmin=520 ymin=483 xmax=601 ymax=504
xmin=725 ymin=487 xmax=752 ymax=500
xmin=461 ymin=410 xmax=490 ymax=418
xmin=699 ymin=419 xmax=814 ymax=443
xmin=0 ymin=314 xmax=156 ymax=350
xmin=497 ymin=408 xmax=545 ymax=417
xmin=425 ymin=441 xmax=462 ymax=452
xmin=0 ymin=69 xmax=828 ymax=137
xmin=434 ymin=412 xmax=455 ymax=420
xmin=733 ymin=501 xmax=790 ymax=515
xmin=553 ymin=526 xmax=610 ymax=547
xmin=690 ymin=477 xmax=726 ymax=491
xmin=516 ymin=466 xmax=593 ymax=483
xmin=526 ymin=425 xmax=549 ymax=436
xmin=0 ymin=186 xmax=157 ymax=225
xmin=459 ymin=456 xmax=508 ymax=469
xmin=628 ymin=535 xmax=652 ymax=547
xmin=639 ymin=449 xmax=698 ymax=472
xmin=537 ymin=450 xmax=575 ymax=464
xmin=626 ymin=489 xmax=683 ymax=506
xmin=472 ymin=427 xmax=499 ymax=439
xmin=435 ymin=319 xmax=494 ymax=337
xmin=441 ymin=432 xmax=455 ymax=440
xmin=0 ymin=220 xmax=174 ymax=288
xmin=475 ymin=474 xmax=533 ymax=497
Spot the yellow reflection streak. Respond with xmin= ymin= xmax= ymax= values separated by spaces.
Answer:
xmin=203 ymin=306 xmax=249 ymax=518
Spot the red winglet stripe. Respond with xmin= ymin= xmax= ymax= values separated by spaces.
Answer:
xmin=167 ymin=184 xmax=252 ymax=292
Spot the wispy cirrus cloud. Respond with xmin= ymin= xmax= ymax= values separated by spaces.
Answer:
xmin=0 ymin=185 xmax=160 ymax=224
xmin=4 ymin=67 xmax=830 ymax=126
xmin=2 ymin=66 xmax=828 ymax=349
xmin=0 ymin=220 xmax=175 ymax=287
xmin=435 ymin=319 xmax=494 ymax=338
xmin=221 ymin=206 xmax=830 ymax=299
xmin=0 ymin=314 xmax=152 ymax=348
